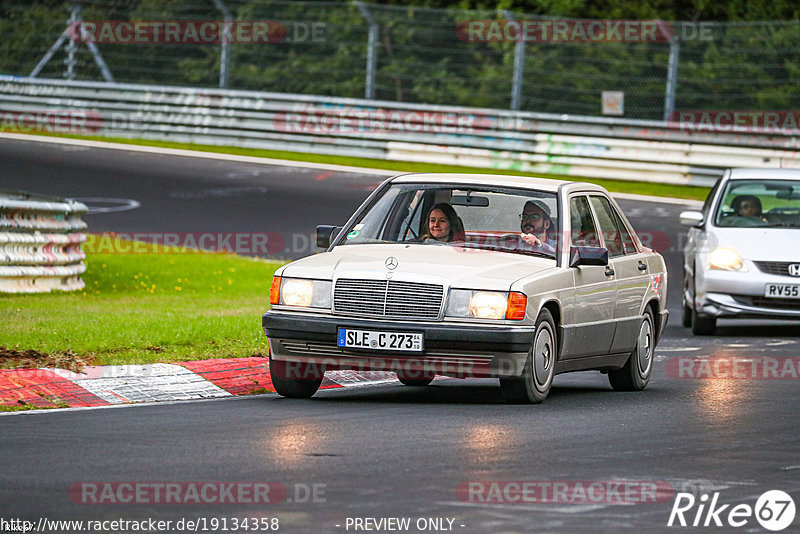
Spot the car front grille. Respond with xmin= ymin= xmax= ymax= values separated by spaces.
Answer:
xmin=754 ymin=261 xmax=800 ymax=277
xmin=333 ymin=278 xmax=444 ymax=319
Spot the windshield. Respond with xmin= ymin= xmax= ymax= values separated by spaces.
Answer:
xmin=338 ymin=183 xmax=559 ymax=258
xmin=715 ymin=179 xmax=800 ymax=228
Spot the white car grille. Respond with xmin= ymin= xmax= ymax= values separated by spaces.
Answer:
xmin=333 ymin=278 xmax=444 ymax=319
xmin=754 ymin=261 xmax=798 ymax=277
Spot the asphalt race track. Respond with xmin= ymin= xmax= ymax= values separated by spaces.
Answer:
xmin=1 ymin=136 xmax=799 ymax=533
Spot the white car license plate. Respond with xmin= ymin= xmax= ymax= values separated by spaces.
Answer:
xmin=337 ymin=328 xmax=423 ymax=352
xmin=764 ymin=284 xmax=800 ymax=298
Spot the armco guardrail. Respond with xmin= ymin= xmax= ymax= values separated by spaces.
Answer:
xmin=2 ymin=76 xmax=800 ymax=187
xmin=0 ymin=189 xmax=87 ymax=293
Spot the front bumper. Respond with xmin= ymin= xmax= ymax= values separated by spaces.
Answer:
xmin=262 ymin=310 xmax=535 ymax=378
xmin=697 ymin=292 xmax=800 ymax=319
xmin=696 ymin=268 xmax=800 ymax=319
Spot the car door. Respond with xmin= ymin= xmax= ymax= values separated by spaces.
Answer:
xmin=589 ymin=195 xmax=650 ymax=354
xmin=561 ymin=195 xmax=617 ymax=359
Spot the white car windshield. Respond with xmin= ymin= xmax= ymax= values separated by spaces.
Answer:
xmin=715 ymin=179 xmax=800 ymax=228
xmin=338 ymin=184 xmax=559 ymax=258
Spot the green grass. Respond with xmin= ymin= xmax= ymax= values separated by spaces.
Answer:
xmin=0 ymin=236 xmax=282 ymax=367
xmin=2 ymin=130 xmax=711 ymax=201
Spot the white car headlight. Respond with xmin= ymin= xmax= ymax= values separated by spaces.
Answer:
xmin=446 ymin=289 xmax=527 ymax=320
xmin=281 ymin=278 xmax=314 ymax=306
xmin=272 ymin=277 xmax=331 ymax=308
xmin=469 ymin=291 xmax=508 ymax=320
xmin=708 ymin=247 xmax=746 ymax=272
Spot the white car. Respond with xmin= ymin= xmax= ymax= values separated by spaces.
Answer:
xmin=681 ymin=168 xmax=800 ymax=335
xmin=263 ymin=173 xmax=668 ymax=403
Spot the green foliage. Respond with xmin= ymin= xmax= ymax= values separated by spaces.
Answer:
xmin=1 ymin=1 xmax=798 ymax=119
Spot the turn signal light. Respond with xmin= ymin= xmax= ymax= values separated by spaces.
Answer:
xmin=269 ymin=276 xmax=281 ymax=305
xmin=506 ymin=292 xmax=527 ymax=320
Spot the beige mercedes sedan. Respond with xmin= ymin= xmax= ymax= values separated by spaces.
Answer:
xmin=263 ymin=174 xmax=668 ymax=403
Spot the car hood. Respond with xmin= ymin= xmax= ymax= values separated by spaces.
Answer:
xmin=708 ymin=227 xmax=800 ymax=261
xmin=279 ymin=243 xmax=557 ymax=291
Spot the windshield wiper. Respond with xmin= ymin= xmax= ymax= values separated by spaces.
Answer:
xmin=459 ymin=241 xmax=555 ymax=259
xmin=762 ymin=222 xmax=800 ymax=228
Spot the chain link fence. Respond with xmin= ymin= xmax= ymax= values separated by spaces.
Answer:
xmin=2 ymin=1 xmax=799 ymax=121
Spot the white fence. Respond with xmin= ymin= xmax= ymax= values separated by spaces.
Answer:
xmin=2 ymin=76 xmax=800 ymax=187
xmin=0 ymin=190 xmax=87 ymax=293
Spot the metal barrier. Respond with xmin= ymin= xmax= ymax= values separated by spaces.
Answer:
xmin=0 ymin=189 xmax=87 ymax=293
xmin=2 ymin=76 xmax=800 ymax=187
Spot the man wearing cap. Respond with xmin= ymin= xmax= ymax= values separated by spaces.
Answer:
xmin=519 ymin=199 xmax=554 ymax=251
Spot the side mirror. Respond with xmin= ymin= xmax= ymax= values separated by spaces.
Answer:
xmin=316 ymin=225 xmax=342 ymax=249
xmin=679 ymin=210 xmax=704 ymax=227
xmin=569 ymin=246 xmax=608 ymax=267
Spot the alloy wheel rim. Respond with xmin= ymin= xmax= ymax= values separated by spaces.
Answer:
xmin=533 ymin=326 xmax=553 ymax=388
xmin=637 ymin=319 xmax=653 ymax=376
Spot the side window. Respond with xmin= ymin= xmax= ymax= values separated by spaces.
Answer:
xmin=611 ymin=207 xmax=638 ymax=254
xmin=589 ymin=196 xmax=636 ymax=257
xmin=569 ymin=196 xmax=599 ymax=247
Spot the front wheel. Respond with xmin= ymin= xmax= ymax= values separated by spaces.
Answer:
xmin=691 ymin=312 xmax=717 ymax=336
xmin=500 ymin=308 xmax=556 ymax=404
xmin=269 ymin=354 xmax=323 ymax=398
xmin=681 ymin=271 xmax=692 ymax=328
xmin=609 ymin=308 xmax=654 ymax=391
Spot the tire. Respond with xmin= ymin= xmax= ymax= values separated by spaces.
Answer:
xmin=681 ymin=301 xmax=692 ymax=328
xmin=396 ymin=374 xmax=435 ymax=387
xmin=691 ymin=312 xmax=717 ymax=336
xmin=609 ymin=308 xmax=654 ymax=391
xmin=681 ymin=271 xmax=692 ymax=328
xmin=269 ymin=354 xmax=323 ymax=399
xmin=686 ymin=266 xmax=716 ymax=335
xmin=500 ymin=308 xmax=556 ymax=404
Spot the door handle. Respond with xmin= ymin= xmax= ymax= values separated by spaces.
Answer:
xmin=604 ymin=266 xmax=615 ymax=276
xmin=638 ymin=262 xmax=648 ymax=271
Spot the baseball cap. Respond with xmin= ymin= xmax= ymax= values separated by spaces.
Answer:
xmin=523 ymin=199 xmax=551 ymax=219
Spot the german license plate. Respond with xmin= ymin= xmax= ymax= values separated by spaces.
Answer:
xmin=337 ymin=328 xmax=423 ymax=352
xmin=764 ymin=284 xmax=800 ymax=298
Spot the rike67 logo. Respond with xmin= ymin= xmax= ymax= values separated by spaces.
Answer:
xmin=668 ymin=490 xmax=796 ymax=531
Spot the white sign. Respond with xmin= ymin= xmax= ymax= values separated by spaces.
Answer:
xmin=602 ymin=91 xmax=624 ymax=116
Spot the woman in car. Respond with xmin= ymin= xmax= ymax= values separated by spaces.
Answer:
xmin=732 ymin=195 xmax=764 ymax=218
xmin=729 ymin=194 xmax=768 ymax=225
xmin=420 ymin=203 xmax=465 ymax=243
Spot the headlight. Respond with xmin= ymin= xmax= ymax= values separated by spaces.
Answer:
xmin=708 ymin=247 xmax=746 ymax=271
xmin=282 ymin=278 xmax=314 ymax=307
xmin=470 ymin=292 xmax=507 ymax=319
xmin=269 ymin=276 xmax=331 ymax=308
xmin=446 ymin=290 xmax=527 ymax=320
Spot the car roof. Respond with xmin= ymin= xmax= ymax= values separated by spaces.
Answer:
xmin=390 ymin=173 xmax=606 ymax=194
xmin=728 ymin=168 xmax=800 ymax=180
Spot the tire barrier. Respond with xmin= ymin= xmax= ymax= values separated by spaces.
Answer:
xmin=0 ymin=190 xmax=88 ymax=293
